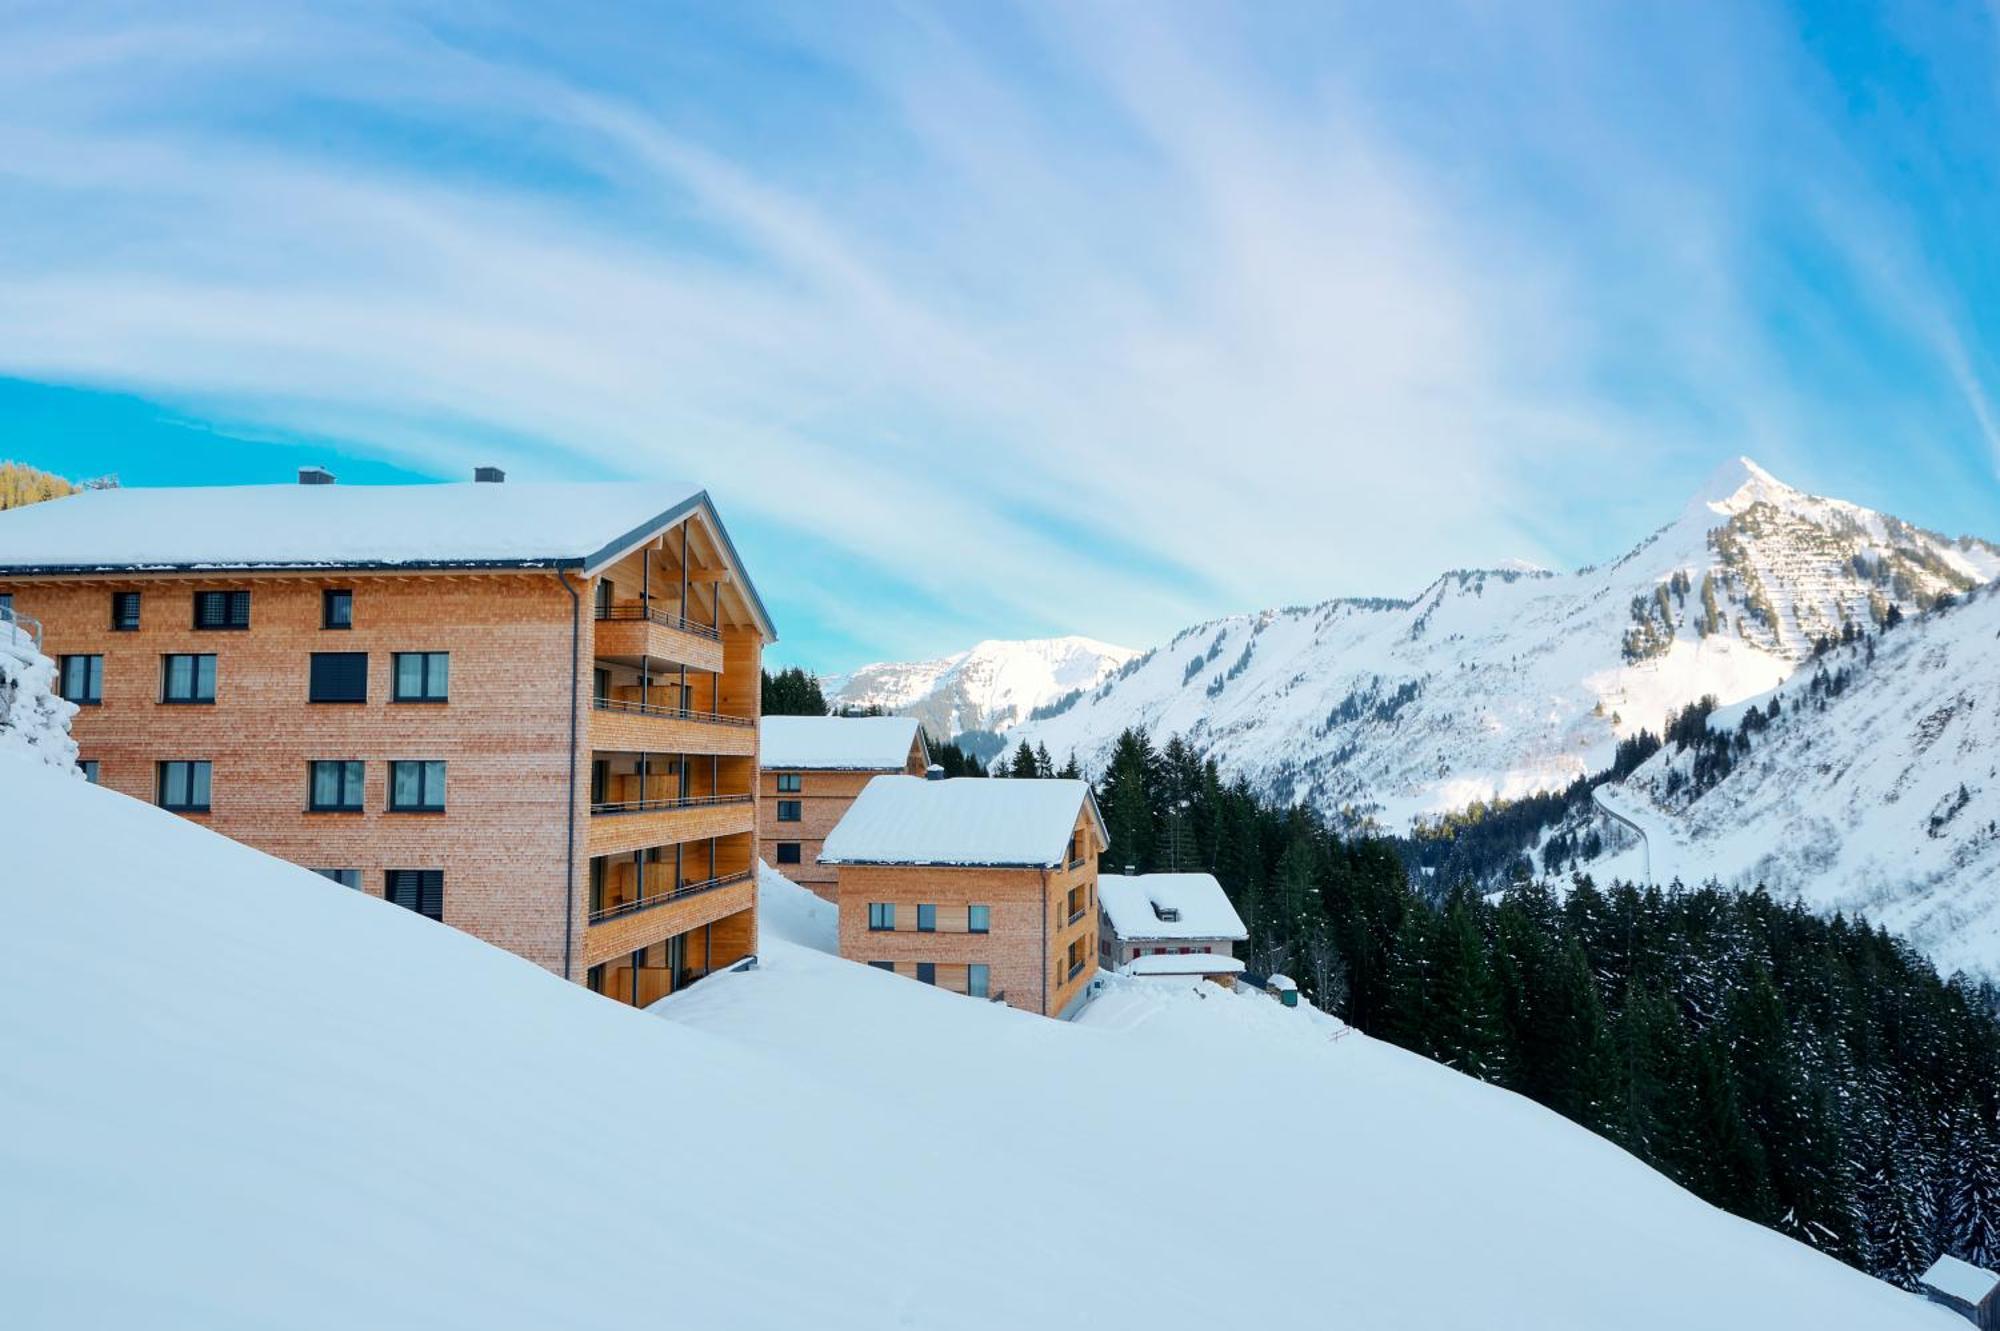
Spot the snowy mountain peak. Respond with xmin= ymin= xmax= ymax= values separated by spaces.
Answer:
xmin=1693 ymin=455 xmax=1790 ymax=511
xmin=828 ymin=634 xmax=1140 ymax=751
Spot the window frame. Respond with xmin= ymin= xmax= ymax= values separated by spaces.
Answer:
xmin=388 ymin=759 xmax=447 ymax=813
xmin=78 ymin=759 xmax=100 ymax=785
xmin=308 ymin=651 xmax=369 ymax=705
xmin=968 ymin=904 xmax=991 ymax=935
xmin=322 ymin=588 xmax=354 ymax=630
xmin=867 ymin=902 xmax=895 ymax=932
xmin=917 ymin=903 xmax=937 ymax=933
xmin=192 ymin=589 xmax=250 ymax=631
xmin=384 ymin=868 xmax=444 ymax=921
xmin=775 ymin=799 xmax=802 ymax=823
xmin=110 ymin=590 xmax=142 ymax=632
xmin=775 ymin=773 xmax=803 ymax=793
xmin=58 ymin=654 xmax=103 ymax=705
xmin=160 ymin=653 xmax=217 ymax=705
xmin=314 ymin=868 xmax=362 ymax=889
xmin=392 ymin=651 xmax=450 ymax=704
xmin=775 ymin=842 xmax=802 ymax=865
xmin=915 ymin=962 xmax=936 ymax=986
xmin=967 ymin=963 xmax=990 ymax=999
xmin=307 ymin=760 xmax=366 ymax=813
xmin=156 ymin=760 xmax=213 ymax=813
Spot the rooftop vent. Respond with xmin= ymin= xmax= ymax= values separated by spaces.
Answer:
xmin=474 ymin=466 xmax=506 ymax=483
xmin=298 ymin=466 xmax=335 ymax=486
xmin=925 ymin=764 xmax=946 ymax=781
xmin=1152 ymin=902 xmax=1181 ymax=923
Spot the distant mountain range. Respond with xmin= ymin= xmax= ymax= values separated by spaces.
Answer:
xmin=825 ymin=636 xmax=1139 ymax=760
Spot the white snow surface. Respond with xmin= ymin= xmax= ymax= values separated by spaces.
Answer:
xmin=758 ymin=714 xmax=924 ymax=770
xmin=1098 ymin=871 xmax=1248 ymax=941
xmin=0 ymin=756 xmax=1959 ymax=1330
xmin=1920 ymin=1254 xmax=2000 ymax=1305
xmin=0 ymin=623 xmax=78 ymax=771
xmin=817 ymin=773 xmax=1101 ymax=866
xmin=0 ymin=480 xmax=702 ymax=570
xmin=1005 ymin=457 xmax=2000 ymax=828
xmin=827 ymin=634 xmax=1140 ymax=740
xmin=1576 ymin=582 xmax=2000 ymax=979
xmin=1121 ymin=952 xmax=1247 ymax=976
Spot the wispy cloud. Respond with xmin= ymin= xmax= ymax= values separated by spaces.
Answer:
xmin=0 ymin=1 xmax=1995 ymax=666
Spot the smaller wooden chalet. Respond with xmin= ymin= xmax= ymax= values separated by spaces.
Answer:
xmin=758 ymin=715 xmax=928 ymax=900
xmin=1920 ymin=1255 xmax=2000 ymax=1330
xmin=1098 ymin=871 xmax=1248 ymax=987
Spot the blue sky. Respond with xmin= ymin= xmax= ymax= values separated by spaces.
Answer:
xmin=2 ymin=1 xmax=1997 ymax=672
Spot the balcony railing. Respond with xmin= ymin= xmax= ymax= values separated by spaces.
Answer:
xmin=590 ymin=792 xmax=753 ymax=817
xmin=0 ymin=604 xmax=41 ymax=650
xmin=1068 ymin=959 xmax=1088 ymax=981
xmin=595 ymin=602 xmax=722 ymax=642
xmin=589 ymin=869 xmax=752 ymax=925
xmin=1068 ymin=907 xmax=1088 ymax=926
xmin=592 ymin=695 xmax=754 ymax=728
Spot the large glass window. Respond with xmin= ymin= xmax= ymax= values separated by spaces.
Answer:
xmin=193 ymin=589 xmax=250 ymax=630
xmin=968 ymin=904 xmax=991 ymax=934
xmin=867 ymin=902 xmax=895 ymax=931
xmin=917 ymin=903 xmax=937 ymax=933
xmin=157 ymin=760 xmax=212 ymax=812
xmin=309 ymin=760 xmax=365 ymax=812
xmin=309 ymin=652 xmax=368 ymax=703
xmin=968 ymin=964 xmax=990 ymax=999
xmin=776 ymin=799 xmax=802 ymax=822
xmin=393 ymin=652 xmax=449 ymax=702
xmin=389 ymin=760 xmax=446 ymax=811
xmin=776 ymin=773 xmax=802 ymax=793
xmin=58 ymin=654 xmax=102 ymax=705
xmin=161 ymin=653 xmax=217 ymax=704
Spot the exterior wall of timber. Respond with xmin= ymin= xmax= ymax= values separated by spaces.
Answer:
xmin=761 ymin=737 xmax=928 ymax=900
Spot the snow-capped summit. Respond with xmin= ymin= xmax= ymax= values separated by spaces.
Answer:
xmin=827 ymin=635 xmax=1139 ymax=750
xmin=1006 ymin=458 xmax=2000 ymax=828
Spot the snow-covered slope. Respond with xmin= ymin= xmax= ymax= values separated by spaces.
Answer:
xmin=0 ymin=744 xmax=1958 ymax=1328
xmin=1010 ymin=458 xmax=1998 ymax=827
xmin=1576 ymin=583 xmax=2000 ymax=979
xmin=0 ymin=616 xmax=77 ymax=771
xmin=827 ymin=634 xmax=1139 ymax=751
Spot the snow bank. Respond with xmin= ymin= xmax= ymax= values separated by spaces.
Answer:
xmin=759 ymin=714 xmax=923 ymax=770
xmin=0 ymin=762 xmax=1953 ymax=1330
xmin=0 ymin=621 xmax=78 ymax=771
xmin=1120 ymin=952 xmax=1246 ymax=976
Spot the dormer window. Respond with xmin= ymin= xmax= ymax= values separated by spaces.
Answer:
xmin=1152 ymin=902 xmax=1181 ymax=923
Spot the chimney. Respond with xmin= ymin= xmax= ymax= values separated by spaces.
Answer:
xmin=925 ymin=764 xmax=946 ymax=781
xmin=474 ymin=466 xmax=506 ymax=483
xmin=298 ymin=466 xmax=335 ymax=486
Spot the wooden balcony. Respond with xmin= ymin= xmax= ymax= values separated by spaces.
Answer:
xmin=593 ymin=603 xmax=725 ymax=673
xmin=583 ymin=870 xmax=754 ymax=967
xmin=589 ymin=696 xmax=757 ymax=758
xmin=586 ymin=793 xmax=755 ymax=858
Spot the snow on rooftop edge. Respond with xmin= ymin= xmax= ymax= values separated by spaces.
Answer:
xmin=818 ymin=775 xmax=1100 ymax=867
xmin=1121 ymin=953 xmax=1246 ymax=976
xmin=0 ymin=481 xmax=704 ymax=572
xmin=759 ymin=715 xmax=923 ymax=770
xmin=1922 ymin=1255 xmax=2000 ymax=1304
xmin=1098 ymin=872 xmax=1248 ymax=941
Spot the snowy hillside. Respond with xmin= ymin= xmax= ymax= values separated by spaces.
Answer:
xmin=1576 ymin=583 xmax=2000 ymax=979
xmin=1 ymin=749 xmax=1955 ymax=1329
xmin=1009 ymin=458 xmax=1998 ymax=827
xmin=827 ymin=634 xmax=1138 ymax=753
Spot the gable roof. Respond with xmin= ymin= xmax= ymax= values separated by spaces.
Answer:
xmin=1098 ymin=873 xmax=1248 ymax=942
xmin=0 ymin=482 xmax=776 ymax=637
xmin=818 ymin=776 xmax=1106 ymax=868
xmin=1921 ymin=1255 xmax=2000 ymax=1306
xmin=760 ymin=716 xmax=926 ymax=771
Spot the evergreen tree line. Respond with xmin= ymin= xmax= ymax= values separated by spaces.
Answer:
xmin=1089 ymin=724 xmax=2000 ymax=1289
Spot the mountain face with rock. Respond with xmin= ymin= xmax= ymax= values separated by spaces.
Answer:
xmin=1004 ymin=458 xmax=1999 ymax=829
xmin=826 ymin=636 xmax=1139 ymax=759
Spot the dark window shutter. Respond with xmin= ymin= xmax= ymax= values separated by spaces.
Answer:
xmin=419 ymin=871 xmax=444 ymax=921
xmin=309 ymin=652 xmax=368 ymax=703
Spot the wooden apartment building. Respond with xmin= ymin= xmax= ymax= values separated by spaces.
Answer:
xmin=819 ymin=773 xmax=1107 ymax=1018
xmin=758 ymin=714 xmax=928 ymax=900
xmin=0 ymin=468 xmax=774 ymax=1005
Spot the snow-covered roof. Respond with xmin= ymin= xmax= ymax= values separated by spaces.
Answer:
xmin=818 ymin=776 xmax=1106 ymax=868
xmin=1098 ymin=873 xmax=1247 ymax=942
xmin=760 ymin=716 xmax=926 ymax=771
xmin=1921 ymin=1255 xmax=2000 ymax=1305
xmin=1121 ymin=953 xmax=1246 ymax=977
xmin=0 ymin=482 xmax=775 ymax=634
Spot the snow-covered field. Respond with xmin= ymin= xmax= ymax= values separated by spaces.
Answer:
xmin=0 ymin=745 xmax=1957 ymax=1328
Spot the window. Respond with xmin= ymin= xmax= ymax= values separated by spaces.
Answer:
xmin=776 ymin=842 xmax=802 ymax=865
xmin=393 ymin=652 xmax=449 ymax=703
xmin=308 ymin=760 xmax=365 ymax=812
xmin=161 ymin=653 xmax=217 ymax=704
xmin=389 ymin=760 xmax=446 ymax=812
xmin=309 ymin=652 xmax=368 ymax=703
xmin=593 ymin=579 xmax=614 ymax=617
xmin=869 ymin=961 xmax=895 ymax=972
xmin=157 ymin=760 xmax=212 ymax=812
xmin=314 ymin=869 xmax=362 ymax=890
xmin=968 ymin=964 xmax=990 ymax=999
xmin=915 ymin=962 xmax=936 ymax=986
xmin=590 ymin=760 xmax=609 ymax=806
xmin=917 ymin=903 xmax=937 ymax=933
xmin=193 ymin=589 xmax=250 ymax=630
xmin=384 ymin=869 xmax=444 ymax=921
xmin=1067 ymin=937 xmax=1088 ymax=980
xmin=776 ymin=799 xmax=802 ymax=822
xmin=1067 ymin=884 xmax=1088 ymax=924
xmin=322 ymin=588 xmax=353 ymax=630
xmin=0 ymin=592 xmax=11 ymax=616
xmin=78 ymin=759 xmax=100 ymax=784
xmin=110 ymin=591 xmax=141 ymax=631
xmin=968 ymin=904 xmax=991 ymax=934
xmin=867 ymin=902 xmax=895 ymax=931
xmin=776 ymin=773 xmax=802 ymax=793
xmin=58 ymin=654 xmax=102 ymax=705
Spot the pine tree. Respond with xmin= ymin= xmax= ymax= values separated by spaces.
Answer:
xmin=1428 ymin=892 xmax=1508 ymax=1082
xmin=1943 ymin=1097 xmax=2000 ymax=1269
xmin=760 ymin=666 xmax=829 ymax=716
xmin=1008 ymin=740 xmax=1039 ymax=779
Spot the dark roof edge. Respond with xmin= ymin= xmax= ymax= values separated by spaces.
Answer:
xmin=816 ymin=858 xmax=1062 ymax=869
xmin=0 ymin=558 xmax=578 ymax=576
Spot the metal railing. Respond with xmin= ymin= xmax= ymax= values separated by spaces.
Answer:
xmin=590 ymin=792 xmax=753 ymax=817
xmin=595 ymin=602 xmax=722 ymax=643
xmin=588 ymin=869 xmax=752 ymax=925
xmin=1068 ymin=960 xmax=1088 ymax=981
xmin=591 ymin=695 xmax=754 ymax=728
xmin=0 ymin=603 xmax=41 ymax=650
xmin=1067 ymin=907 xmax=1088 ymax=926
